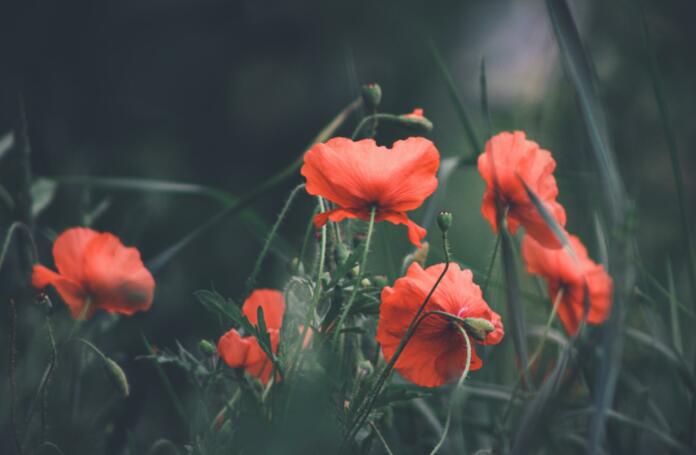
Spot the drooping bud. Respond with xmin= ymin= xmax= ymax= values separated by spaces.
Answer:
xmin=412 ymin=241 xmax=430 ymax=267
xmin=462 ymin=317 xmax=495 ymax=342
xmin=360 ymin=278 xmax=371 ymax=288
xmin=104 ymin=357 xmax=130 ymax=397
xmin=437 ymin=211 xmax=453 ymax=233
xmin=398 ymin=108 xmax=433 ymax=133
xmin=287 ymin=257 xmax=304 ymax=274
xmin=361 ymin=83 xmax=382 ymax=110
xmin=198 ymin=339 xmax=217 ymax=357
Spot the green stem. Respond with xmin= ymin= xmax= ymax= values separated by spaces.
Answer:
xmin=482 ymin=234 xmax=501 ymax=295
xmin=429 ymin=327 xmax=472 ymax=455
xmin=286 ymin=198 xmax=328 ymax=380
xmin=141 ymin=334 xmax=189 ymax=430
xmin=331 ymin=207 xmax=377 ymax=345
xmin=245 ymin=183 xmax=305 ymax=293
xmin=343 ymin=229 xmax=451 ymax=447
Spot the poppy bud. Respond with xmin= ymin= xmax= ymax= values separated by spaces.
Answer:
xmin=198 ymin=339 xmax=217 ymax=357
xmin=288 ymin=257 xmax=304 ymax=274
xmin=462 ymin=317 xmax=495 ymax=342
xmin=104 ymin=357 xmax=130 ymax=397
xmin=437 ymin=211 xmax=453 ymax=233
xmin=361 ymin=83 xmax=382 ymax=110
xmin=373 ymin=275 xmax=389 ymax=288
xmin=360 ymin=278 xmax=371 ymax=288
xmin=398 ymin=108 xmax=433 ymax=133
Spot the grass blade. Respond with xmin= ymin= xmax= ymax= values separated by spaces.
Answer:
xmin=500 ymin=228 xmax=531 ymax=389
xmin=636 ymin=0 xmax=696 ymax=303
xmin=545 ymin=0 xmax=625 ymax=220
xmin=666 ymin=260 xmax=684 ymax=356
xmin=427 ymin=39 xmax=481 ymax=157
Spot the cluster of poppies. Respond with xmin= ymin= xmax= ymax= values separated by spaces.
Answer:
xmin=31 ymin=129 xmax=611 ymax=391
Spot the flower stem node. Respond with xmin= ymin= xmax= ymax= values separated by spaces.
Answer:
xmin=361 ymin=83 xmax=382 ymax=110
xmin=198 ymin=339 xmax=217 ymax=357
xmin=462 ymin=317 xmax=496 ymax=342
xmin=437 ymin=211 xmax=453 ymax=233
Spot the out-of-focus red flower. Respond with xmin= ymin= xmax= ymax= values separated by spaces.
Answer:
xmin=217 ymin=289 xmax=286 ymax=384
xmin=522 ymin=233 xmax=613 ymax=335
xmin=477 ymin=131 xmax=566 ymax=248
xmin=301 ymin=137 xmax=440 ymax=247
xmin=376 ymin=263 xmax=504 ymax=388
xmin=32 ymin=227 xmax=155 ymax=319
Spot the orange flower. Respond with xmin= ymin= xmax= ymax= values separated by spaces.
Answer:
xmin=32 ymin=227 xmax=155 ymax=319
xmin=301 ymin=137 xmax=439 ymax=247
xmin=376 ymin=263 xmax=504 ymax=387
xmin=478 ymin=131 xmax=566 ymax=248
xmin=522 ymin=233 xmax=613 ymax=336
xmin=217 ymin=289 xmax=285 ymax=384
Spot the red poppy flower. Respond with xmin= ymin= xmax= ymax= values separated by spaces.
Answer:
xmin=32 ymin=227 xmax=155 ymax=319
xmin=217 ymin=289 xmax=285 ymax=384
xmin=301 ymin=137 xmax=440 ymax=247
xmin=376 ymin=263 xmax=504 ymax=388
xmin=522 ymin=233 xmax=613 ymax=336
xmin=478 ymin=131 xmax=566 ymax=248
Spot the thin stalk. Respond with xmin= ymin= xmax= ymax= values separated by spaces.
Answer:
xmin=331 ymin=207 xmax=377 ymax=345
xmin=482 ymin=234 xmax=501 ymax=295
xmin=245 ymin=183 xmax=305 ymax=293
xmin=141 ymin=334 xmax=189 ymax=430
xmin=342 ymin=229 xmax=452 ymax=447
xmin=429 ymin=327 xmax=472 ymax=455
xmin=370 ymin=422 xmax=395 ymax=455
xmin=527 ymin=287 xmax=565 ymax=369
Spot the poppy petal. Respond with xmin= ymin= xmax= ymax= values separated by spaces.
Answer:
xmin=83 ymin=233 xmax=155 ymax=316
xmin=378 ymin=211 xmax=427 ymax=247
xmin=52 ymin=227 xmax=100 ymax=282
xmin=33 ymin=265 xmax=90 ymax=319
xmin=218 ymin=329 xmax=252 ymax=368
xmin=242 ymin=289 xmax=285 ymax=330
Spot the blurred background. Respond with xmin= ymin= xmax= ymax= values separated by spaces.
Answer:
xmin=1 ymin=0 xmax=695 ymax=452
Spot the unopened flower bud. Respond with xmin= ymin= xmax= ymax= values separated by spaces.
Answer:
xmin=437 ymin=211 xmax=453 ymax=233
xmin=361 ymin=83 xmax=382 ymax=110
xmin=373 ymin=275 xmax=389 ymax=288
xmin=412 ymin=241 xmax=430 ymax=267
xmin=398 ymin=108 xmax=433 ymax=133
xmin=287 ymin=257 xmax=304 ymax=274
xmin=462 ymin=317 xmax=495 ymax=342
xmin=198 ymin=339 xmax=217 ymax=357
xmin=360 ymin=278 xmax=371 ymax=288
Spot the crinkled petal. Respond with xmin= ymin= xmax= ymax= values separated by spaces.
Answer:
xmin=33 ymin=264 xmax=91 ymax=319
xmin=83 ymin=233 xmax=155 ymax=316
xmin=242 ymin=289 xmax=285 ymax=330
xmin=52 ymin=227 xmax=100 ymax=282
